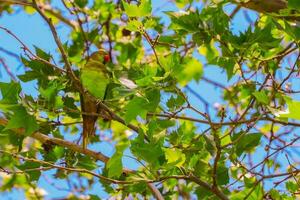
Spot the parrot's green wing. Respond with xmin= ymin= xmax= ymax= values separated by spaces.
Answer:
xmin=80 ymin=50 xmax=110 ymax=149
xmin=80 ymin=61 xmax=110 ymax=100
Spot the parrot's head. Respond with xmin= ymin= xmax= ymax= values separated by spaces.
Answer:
xmin=89 ymin=49 xmax=110 ymax=65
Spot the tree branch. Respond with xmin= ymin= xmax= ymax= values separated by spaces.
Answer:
xmin=0 ymin=0 xmax=78 ymax=29
xmin=0 ymin=57 xmax=17 ymax=81
xmin=32 ymin=0 xmax=80 ymax=88
xmin=234 ymin=0 xmax=300 ymax=21
xmin=0 ymin=150 xmax=133 ymax=184
xmin=239 ymin=0 xmax=287 ymax=13
xmin=0 ymin=118 xmax=135 ymax=173
xmin=0 ymin=117 xmax=162 ymax=198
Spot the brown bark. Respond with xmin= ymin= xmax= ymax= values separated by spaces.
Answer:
xmin=236 ymin=0 xmax=300 ymax=21
xmin=240 ymin=0 xmax=287 ymax=13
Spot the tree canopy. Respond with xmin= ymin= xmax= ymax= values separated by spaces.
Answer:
xmin=0 ymin=0 xmax=300 ymax=199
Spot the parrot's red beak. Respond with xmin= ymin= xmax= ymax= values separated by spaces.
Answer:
xmin=104 ymin=54 xmax=110 ymax=63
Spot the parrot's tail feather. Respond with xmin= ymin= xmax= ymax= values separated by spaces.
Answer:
xmin=82 ymin=135 xmax=88 ymax=149
xmin=80 ymin=93 xmax=98 ymax=149
xmin=82 ymin=116 xmax=97 ymax=149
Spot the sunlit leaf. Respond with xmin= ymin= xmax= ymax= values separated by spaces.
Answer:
xmin=164 ymin=148 xmax=186 ymax=167
xmin=277 ymin=97 xmax=300 ymax=120
xmin=288 ymin=0 xmax=300 ymax=9
xmin=252 ymin=90 xmax=269 ymax=104
xmin=123 ymin=0 xmax=152 ymax=17
xmin=234 ymin=133 xmax=262 ymax=156
xmin=5 ymin=106 xmax=39 ymax=136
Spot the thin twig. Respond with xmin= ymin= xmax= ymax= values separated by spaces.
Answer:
xmin=32 ymin=0 xmax=80 ymax=88
xmin=0 ymin=57 xmax=17 ymax=81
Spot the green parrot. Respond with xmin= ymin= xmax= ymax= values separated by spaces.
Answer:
xmin=80 ymin=49 xmax=110 ymax=149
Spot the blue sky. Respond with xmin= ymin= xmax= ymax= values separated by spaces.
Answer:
xmin=0 ymin=0 xmax=285 ymax=199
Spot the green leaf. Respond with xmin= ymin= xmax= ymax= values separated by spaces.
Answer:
xmin=252 ymin=90 xmax=268 ymax=104
xmin=131 ymin=135 xmax=164 ymax=168
xmin=24 ymin=6 xmax=36 ymax=15
xmin=280 ymin=21 xmax=300 ymax=41
xmin=169 ymin=122 xmax=197 ymax=147
xmin=203 ymin=134 xmax=216 ymax=156
xmin=288 ymin=0 xmax=300 ymax=9
xmin=20 ymin=57 xmax=58 ymax=87
xmin=286 ymin=181 xmax=298 ymax=193
xmin=216 ymin=163 xmax=229 ymax=185
xmin=34 ymin=46 xmax=51 ymax=61
xmin=148 ymin=119 xmax=175 ymax=141
xmin=144 ymin=19 xmax=156 ymax=29
xmin=198 ymin=42 xmax=220 ymax=62
xmin=211 ymin=57 xmax=235 ymax=80
xmin=117 ymin=42 xmax=140 ymax=65
xmin=231 ymin=183 xmax=263 ymax=200
xmin=166 ymin=11 xmax=202 ymax=32
xmin=53 ymin=146 xmax=65 ymax=159
xmin=195 ymin=185 xmax=214 ymax=199
xmin=8 ymin=131 xmax=24 ymax=150
xmin=164 ymin=148 xmax=186 ymax=167
xmin=5 ymin=106 xmax=39 ymax=136
xmin=166 ymin=95 xmax=185 ymax=111
xmin=123 ymin=0 xmax=152 ymax=17
xmin=63 ymin=96 xmax=81 ymax=118
xmin=124 ymin=89 xmax=160 ymax=124
xmin=251 ymin=24 xmax=281 ymax=48
xmin=235 ymin=133 xmax=262 ymax=156
xmin=0 ymin=82 xmax=21 ymax=104
xmin=106 ymin=154 xmax=122 ymax=178
xmin=176 ymin=58 xmax=203 ymax=86
xmin=21 ymin=57 xmax=55 ymax=76
xmin=277 ymin=97 xmax=300 ymax=120
xmin=39 ymin=79 xmax=64 ymax=109
xmin=75 ymin=0 xmax=88 ymax=8
xmin=220 ymin=133 xmax=231 ymax=146
xmin=124 ymin=97 xmax=148 ymax=124
xmin=17 ymin=161 xmax=41 ymax=181
xmin=175 ymin=0 xmax=193 ymax=8
xmin=18 ymin=71 xmax=40 ymax=82
xmin=89 ymin=194 xmax=101 ymax=200
xmin=268 ymin=189 xmax=281 ymax=200
xmin=127 ymin=20 xmax=143 ymax=32
xmin=193 ymin=159 xmax=210 ymax=178
xmin=76 ymin=155 xmax=98 ymax=170
xmin=106 ymin=141 xmax=129 ymax=178
xmin=244 ymin=176 xmax=257 ymax=187
xmin=145 ymin=89 xmax=160 ymax=111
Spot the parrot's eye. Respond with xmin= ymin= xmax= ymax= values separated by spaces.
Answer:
xmin=104 ymin=54 xmax=110 ymax=63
